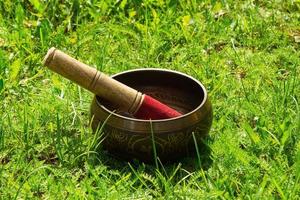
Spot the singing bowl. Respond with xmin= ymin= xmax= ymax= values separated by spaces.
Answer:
xmin=90 ymin=69 xmax=213 ymax=163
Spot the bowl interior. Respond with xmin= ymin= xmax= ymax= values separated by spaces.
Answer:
xmin=98 ymin=69 xmax=205 ymax=117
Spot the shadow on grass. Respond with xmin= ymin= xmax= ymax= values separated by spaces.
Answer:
xmin=46 ymin=125 xmax=213 ymax=181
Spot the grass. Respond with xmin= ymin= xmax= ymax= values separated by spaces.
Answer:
xmin=0 ymin=0 xmax=300 ymax=199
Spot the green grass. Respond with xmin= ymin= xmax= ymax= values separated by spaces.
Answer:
xmin=1 ymin=0 xmax=300 ymax=199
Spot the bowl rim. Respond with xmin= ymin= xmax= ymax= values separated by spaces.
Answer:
xmin=95 ymin=68 xmax=208 ymax=123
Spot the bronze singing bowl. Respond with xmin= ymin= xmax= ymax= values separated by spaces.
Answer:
xmin=90 ymin=69 xmax=213 ymax=163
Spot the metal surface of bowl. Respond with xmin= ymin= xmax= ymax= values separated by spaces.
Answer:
xmin=90 ymin=69 xmax=213 ymax=163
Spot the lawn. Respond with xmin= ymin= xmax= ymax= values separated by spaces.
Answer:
xmin=0 ymin=0 xmax=300 ymax=199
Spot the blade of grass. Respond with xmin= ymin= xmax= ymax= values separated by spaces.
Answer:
xmin=150 ymin=119 xmax=158 ymax=169
xmin=192 ymin=132 xmax=202 ymax=169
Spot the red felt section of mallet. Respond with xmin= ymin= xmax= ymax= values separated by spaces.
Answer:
xmin=134 ymin=95 xmax=182 ymax=120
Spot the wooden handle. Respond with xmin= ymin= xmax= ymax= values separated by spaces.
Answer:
xmin=43 ymin=47 xmax=144 ymax=114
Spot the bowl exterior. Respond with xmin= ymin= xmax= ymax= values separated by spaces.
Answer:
xmin=90 ymin=96 xmax=212 ymax=163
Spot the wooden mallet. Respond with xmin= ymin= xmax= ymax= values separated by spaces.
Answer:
xmin=43 ymin=47 xmax=182 ymax=120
